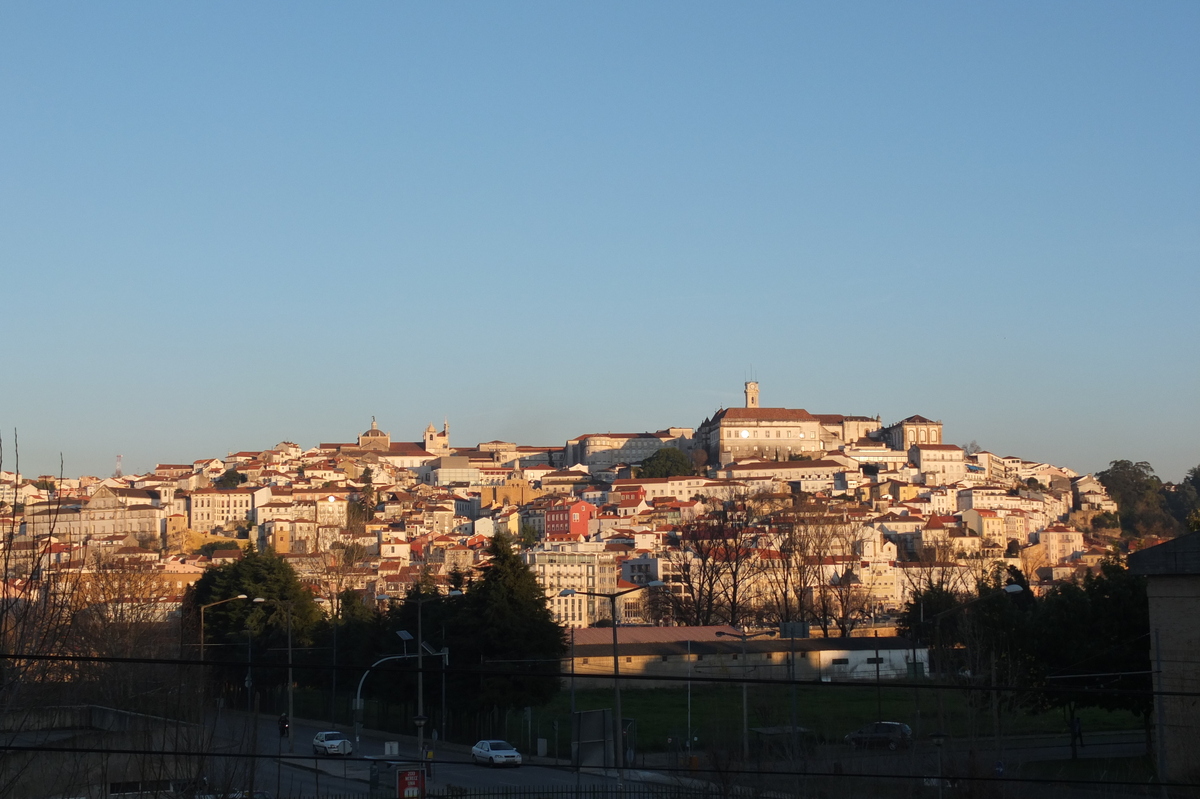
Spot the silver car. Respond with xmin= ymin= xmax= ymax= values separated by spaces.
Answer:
xmin=312 ymin=730 xmax=353 ymax=756
xmin=471 ymin=739 xmax=522 ymax=767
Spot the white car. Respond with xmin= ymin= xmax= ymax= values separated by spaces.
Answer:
xmin=312 ymin=731 xmax=353 ymax=756
xmin=471 ymin=739 xmax=522 ymax=767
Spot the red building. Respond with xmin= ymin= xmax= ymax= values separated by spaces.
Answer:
xmin=544 ymin=500 xmax=597 ymax=539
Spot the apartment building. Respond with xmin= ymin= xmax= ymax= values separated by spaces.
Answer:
xmin=524 ymin=542 xmax=620 ymax=627
xmin=189 ymin=488 xmax=255 ymax=533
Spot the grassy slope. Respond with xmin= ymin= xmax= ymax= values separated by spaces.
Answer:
xmin=534 ymin=682 xmax=1141 ymax=753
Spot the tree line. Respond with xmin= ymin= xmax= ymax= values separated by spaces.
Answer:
xmin=898 ymin=562 xmax=1151 ymax=743
xmin=659 ymin=494 xmax=883 ymax=637
xmin=186 ymin=531 xmax=567 ymax=730
xmin=1097 ymin=459 xmax=1200 ymax=538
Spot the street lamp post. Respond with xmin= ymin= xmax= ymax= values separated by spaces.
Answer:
xmin=559 ymin=580 xmax=664 ymax=783
xmin=350 ymin=590 xmax=462 ymax=754
xmin=715 ymin=629 xmax=777 ymax=760
xmin=415 ymin=593 xmax=427 ymax=762
xmin=199 ymin=594 xmax=248 ymax=659
xmin=356 ymin=654 xmax=411 ymax=745
xmin=410 ymin=589 xmax=461 ymax=762
xmin=254 ymin=597 xmax=294 ymax=753
xmin=244 ymin=628 xmax=254 ymax=714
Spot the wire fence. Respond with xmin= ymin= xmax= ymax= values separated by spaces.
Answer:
xmin=277 ymin=779 xmax=1175 ymax=799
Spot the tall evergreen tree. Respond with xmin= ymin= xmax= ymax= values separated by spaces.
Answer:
xmin=185 ymin=548 xmax=321 ymax=690
xmin=447 ymin=531 xmax=567 ymax=709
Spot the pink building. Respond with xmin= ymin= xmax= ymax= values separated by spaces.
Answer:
xmin=544 ymin=499 xmax=596 ymax=539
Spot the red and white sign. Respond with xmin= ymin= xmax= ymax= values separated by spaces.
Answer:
xmin=397 ymin=768 xmax=425 ymax=799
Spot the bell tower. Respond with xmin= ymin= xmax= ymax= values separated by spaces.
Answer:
xmin=423 ymin=420 xmax=451 ymax=456
xmin=744 ymin=381 xmax=760 ymax=409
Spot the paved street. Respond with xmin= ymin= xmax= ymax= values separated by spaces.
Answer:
xmin=204 ymin=710 xmax=1147 ymax=797
xmin=218 ymin=712 xmax=620 ymax=797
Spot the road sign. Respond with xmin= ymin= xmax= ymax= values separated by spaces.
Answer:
xmin=397 ymin=767 xmax=425 ymax=799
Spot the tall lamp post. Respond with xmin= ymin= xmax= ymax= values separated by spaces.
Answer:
xmin=559 ymin=580 xmax=664 ymax=783
xmin=355 ymin=591 xmax=461 ymax=755
xmin=244 ymin=628 xmax=254 ymax=713
xmin=254 ymin=597 xmax=295 ymax=753
xmin=199 ymin=594 xmax=248 ymax=659
xmin=411 ymin=589 xmax=461 ymax=762
xmin=715 ymin=629 xmax=777 ymax=760
xmin=414 ymin=593 xmax=430 ymax=761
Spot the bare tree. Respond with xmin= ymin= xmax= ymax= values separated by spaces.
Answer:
xmin=759 ymin=497 xmax=839 ymax=626
xmin=664 ymin=488 xmax=772 ymax=628
xmin=0 ymin=437 xmax=88 ymax=795
xmin=714 ymin=512 xmax=765 ymax=628
xmin=896 ymin=537 xmax=978 ymax=607
xmin=827 ymin=569 xmax=872 ymax=637
xmin=0 ymin=437 xmax=227 ymax=798
xmin=761 ymin=497 xmax=870 ymax=636
xmin=68 ymin=558 xmax=183 ymax=711
xmin=665 ymin=525 xmax=727 ymax=626
xmin=322 ymin=539 xmax=370 ymax=615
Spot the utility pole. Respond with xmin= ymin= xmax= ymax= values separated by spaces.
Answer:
xmin=789 ymin=628 xmax=798 ymax=760
xmin=686 ymin=639 xmax=692 ymax=760
xmin=991 ymin=651 xmax=1000 ymax=761
xmin=874 ymin=631 xmax=882 ymax=719
xmin=558 ymin=580 xmax=664 ymax=784
xmin=1154 ymin=628 xmax=1167 ymax=783
xmin=415 ymin=595 xmax=427 ymax=761
xmin=715 ymin=629 xmax=777 ymax=761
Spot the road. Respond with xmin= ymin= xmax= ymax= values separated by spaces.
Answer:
xmin=217 ymin=712 xmax=620 ymax=797
xmin=206 ymin=711 xmax=1147 ymax=797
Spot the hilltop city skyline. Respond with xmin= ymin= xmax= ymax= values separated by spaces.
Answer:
xmin=3 ymin=384 xmax=1192 ymax=485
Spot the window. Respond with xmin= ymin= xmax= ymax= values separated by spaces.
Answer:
xmin=866 ymin=657 xmax=883 ymax=664
xmin=832 ymin=658 xmax=849 ymax=665
xmin=661 ymin=655 xmax=669 ymax=662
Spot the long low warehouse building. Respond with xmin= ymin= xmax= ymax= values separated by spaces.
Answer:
xmin=563 ymin=626 xmax=928 ymax=688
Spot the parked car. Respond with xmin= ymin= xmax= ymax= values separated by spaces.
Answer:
xmin=844 ymin=722 xmax=913 ymax=750
xmin=312 ymin=731 xmax=353 ymax=756
xmin=471 ymin=740 xmax=522 ymax=767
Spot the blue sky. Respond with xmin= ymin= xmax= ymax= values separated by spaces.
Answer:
xmin=2 ymin=2 xmax=1197 ymax=481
